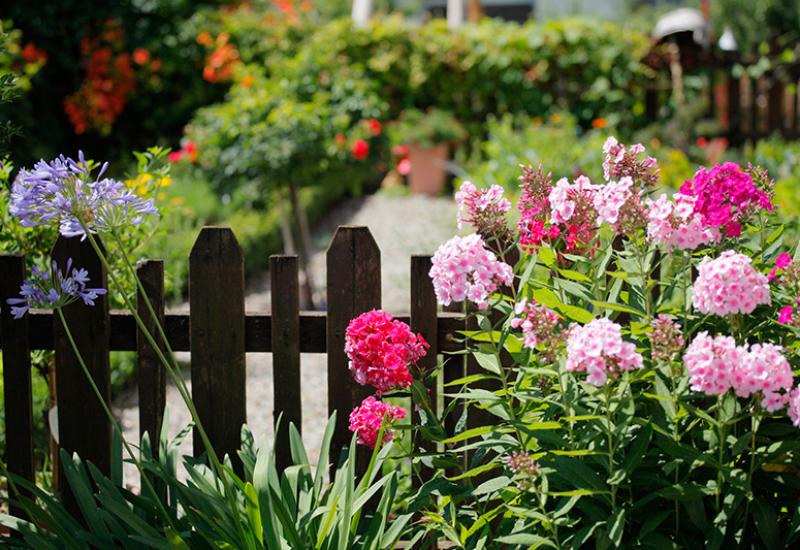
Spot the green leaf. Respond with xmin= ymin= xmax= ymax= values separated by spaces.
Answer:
xmin=440 ymin=425 xmax=494 ymax=444
xmin=557 ymin=303 xmax=594 ymax=323
xmin=753 ymin=497 xmax=781 ymax=549
xmin=495 ymin=533 xmax=557 ymax=546
xmin=538 ymin=246 xmax=556 ymax=267
xmin=608 ymin=508 xmax=625 ymax=547
xmin=474 ymin=352 xmax=502 ymax=375
xmin=533 ymin=287 xmax=561 ymax=309
xmin=591 ymin=300 xmax=645 ymax=317
xmin=558 ymin=268 xmax=591 ymax=282
xmin=472 ymin=476 xmax=511 ymax=496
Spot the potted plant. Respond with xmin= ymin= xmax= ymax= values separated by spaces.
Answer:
xmin=390 ymin=108 xmax=466 ymax=195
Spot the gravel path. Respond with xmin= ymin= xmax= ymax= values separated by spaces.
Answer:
xmin=114 ymin=193 xmax=456 ymax=487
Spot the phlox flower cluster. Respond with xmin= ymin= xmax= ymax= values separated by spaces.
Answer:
xmin=345 ymin=310 xmax=429 ymax=395
xmin=649 ymin=315 xmax=685 ymax=363
xmin=347 ymin=396 xmax=406 ymax=449
xmin=505 ymin=451 xmax=540 ymax=488
xmin=691 ymin=251 xmax=771 ymax=316
xmin=429 ymin=234 xmax=514 ymax=309
xmin=547 ymin=176 xmax=600 ymax=254
xmin=593 ymin=177 xmax=632 ymax=226
xmin=684 ymin=333 xmax=795 ymax=412
xmin=768 ymin=252 xmax=800 ymax=326
xmin=10 ymin=153 xmax=158 ymax=239
xmin=602 ymin=136 xmax=659 ymax=187
xmin=565 ymin=318 xmax=643 ymax=386
xmin=7 ymin=258 xmax=107 ymax=319
xmin=517 ymin=165 xmax=560 ymax=252
xmin=455 ymin=181 xmax=512 ymax=239
xmin=510 ymin=298 xmax=562 ymax=363
xmin=645 ymin=193 xmax=720 ymax=251
xmin=788 ymin=388 xmax=800 ymax=428
xmin=679 ymin=162 xmax=773 ymax=238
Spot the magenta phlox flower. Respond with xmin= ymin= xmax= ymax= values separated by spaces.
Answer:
xmin=345 ymin=310 xmax=428 ymax=395
xmin=6 ymin=258 xmax=107 ymax=319
xmin=348 ymin=396 xmax=406 ymax=448
xmin=679 ymin=162 xmax=773 ymax=238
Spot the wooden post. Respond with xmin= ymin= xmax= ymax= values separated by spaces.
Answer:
xmin=768 ymin=77 xmax=784 ymax=137
xmin=326 ymin=226 xmax=380 ymax=472
xmin=410 ymin=255 xmax=438 ymax=487
xmin=136 ymin=260 xmax=166 ymax=456
xmin=190 ymin=227 xmax=246 ymax=468
xmin=727 ymin=76 xmax=741 ymax=146
xmin=270 ymin=255 xmax=302 ymax=472
xmin=0 ymin=255 xmax=35 ymax=518
xmin=52 ymin=236 xmax=111 ymax=516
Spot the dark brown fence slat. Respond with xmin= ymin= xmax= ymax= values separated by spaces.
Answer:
xmin=270 ymin=255 xmax=301 ymax=472
xmin=727 ymin=76 xmax=741 ymax=145
xmin=52 ymin=236 xmax=111 ymax=516
xmin=136 ymin=260 xmax=166 ymax=456
xmin=189 ymin=227 xmax=246 ymax=465
xmin=750 ymin=77 xmax=760 ymax=140
xmin=410 ymin=255 xmax=438 ymax=487
xmin=326 ymin=226 xmax=380 ymax=472
xmin=0 ymin=255 xmax=35 ymax=517
xmin=768 ymin=77 xmax=784 ymax=137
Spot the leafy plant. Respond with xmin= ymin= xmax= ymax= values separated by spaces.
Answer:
xmin=390 ymin=108 xmax=466 ymax=149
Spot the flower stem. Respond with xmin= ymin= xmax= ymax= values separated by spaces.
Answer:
xmin=604 ymin=383 xmax=617 ymax=509
xmin=743 ymin=408 xmax=761 ymax=533
xmin=715 ymin=397 xmax=727 ymax=513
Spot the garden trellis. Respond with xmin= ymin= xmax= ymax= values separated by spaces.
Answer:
xmin=0 ymin=224 xmax=472 ymax=517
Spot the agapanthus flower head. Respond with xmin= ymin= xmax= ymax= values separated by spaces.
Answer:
xmin=10 ymin=152 xmax=158 ymax=239
xmin=602 ymin=136 xmax=659 ymax=187
xmin=510 ymin=298 xmax=563 ymax=363
xmin=455 ymin=181 xmax=512 ymax=239
xmin=345 ymin=309 xmax=429 ymax=395
xmin=679 ymin=162 xmax=773 ymax=237
xmin=429 ymin=233 xmax=513 ymax=310
xmin=649 ymin=315 xmax=684 ymax=363
xmin=348 ymin=396 xmax=406 ymax=448
xmin=6 ymin=258 xmax=107 ymax=319
xmin=565 ymin=318 xmax=643 ymax=386
xmin=691 ymin=251 xmax=771 ymax=316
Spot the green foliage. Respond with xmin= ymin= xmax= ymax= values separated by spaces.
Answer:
xmin=390 ymin=108 xmax=466 ymax=148
xmin=407 ymin=152 xmax=800 ymax=547
xmin=1 ymin=414 xmax=415 ymax=549
xmin=712 ymin=0 xmax=800 ymax=56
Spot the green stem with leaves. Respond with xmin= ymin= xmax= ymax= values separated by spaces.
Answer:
xmin=603 ymin=383 xmax=617 ymax=509
xmin=742 ymin=407 xmax=761 ymax=534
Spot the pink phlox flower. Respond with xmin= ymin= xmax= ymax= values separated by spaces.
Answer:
xmin=455 ymin=181 xmax=511 ymax=235
xmin=594 ymin=176 xmax=633 ymax=226
xmin=683 ymin=332 xmax=741 ymax=396
xmin=788 ymin=387 xmax=800 ymax=428
xmin=691 ymin=251 xmax=771 ymax=316
xmin=430 ymin=234 xmax=514 ymax=310
xmin=778 ymin=306 xmax=795 ymax=325
xmin=511 ymin=298 xmax=562 ymax=356
xmin=348 ymin=396 xmax=407 ymax=448
xmin=602 ymin=136 xmax=659 ymax=186
xmin=345 ymin=310 xmax=429 ymax=395
xmin=565 ymin=318 xmax=643 ymax=386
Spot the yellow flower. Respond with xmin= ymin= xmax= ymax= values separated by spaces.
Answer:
xmin=157 ymin=176 xmax=172 ymax=188
xmin=170 ymin=196 xmax=184 ymax=207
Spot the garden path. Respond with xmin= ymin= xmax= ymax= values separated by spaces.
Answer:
xmin=114 ymin=192 xmax=457 ymax=488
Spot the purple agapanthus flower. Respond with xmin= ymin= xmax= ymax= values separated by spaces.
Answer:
xmin=10 ymin=151 xmax=158 ymax=239
xmin=6 ymin=258 xmax=107 ymax=319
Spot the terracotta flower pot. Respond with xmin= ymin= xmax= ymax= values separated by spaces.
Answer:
xmin=407 ymin=143 xmax=449 ymax=196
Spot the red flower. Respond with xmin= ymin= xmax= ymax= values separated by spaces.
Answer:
xmin=352 ymin=139 xmax=369 ymax=160
xmin=132 ymin=48 xmax=150 ymax=65
xmin=21 ymin=43 xmax=47 ymax=64
xmin=397 ymin=158 xmax=411 ymax=175
xmin=391 ymin=144 xmax=409 ymax=157
xmin=335 ymin=133 xmax=346 ymax=145
xmin=367 ymin=118 xmax=382 ymax=136
xmin=696 ymin=137 xmax=708 ymax=148
xmin=167 ymin=150 xmax=184 ymax=163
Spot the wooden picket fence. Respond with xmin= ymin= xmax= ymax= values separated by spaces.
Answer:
xmin=645 ymin=57 xmax=800 ymax=146
xmin=0 ymin=225 xmax=473 ymax=519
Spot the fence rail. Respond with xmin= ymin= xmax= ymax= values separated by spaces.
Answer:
xmin=0 ymin=224 xmax=468 ymax=518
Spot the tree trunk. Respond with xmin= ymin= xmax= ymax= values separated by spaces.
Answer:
xmin=467 ymin=0 xmax=482 ymax=22
xmin=286 ymin=181 xmax=317 ymax=310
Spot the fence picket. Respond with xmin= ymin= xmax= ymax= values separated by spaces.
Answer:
xmin=326 ymin=226 xmax=380 ymax=472
xmin=136 ymin=260 xmax=166 ymax=457
xmin=410 ymin=255 xmax=438 ymax=486
xmin=52 ymin=235 xmax=111 ymax=516
xmin=189 ymin=227 xmax=246 ymax=467
xmin=0 ymin=255 xmax=35 ymax=518
xmin=270 ymin=254 xmax=301 ymax=472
